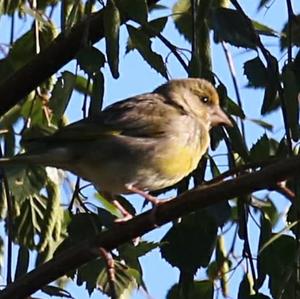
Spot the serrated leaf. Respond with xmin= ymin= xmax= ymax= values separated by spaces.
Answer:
xmin=77 ymin=258 xmax=138 ymax=297
xmin=104 ymin=1 xmax=120 ymax=78
xmin=211 ymin=7 xmax=257 ymax=49
xmin=282 ymin=64 xmax=300 ymax=141
xmin=76 ymin=46 xmax=105 ymax=76
xmin=172 ymin=0 xmax=192 ymax=42
xmin=126 ymin=25 xmax=168 ymax=78
xmin=161 ymin=210 xmax=217 ymax=273
xmin=249 ymin=134 xmax=277 ymax=162
xmin=244 ymin=57 xmax=267 ymax=88
xmin=167 ymin=280 xmax=214 ymax=299
xmin=116 ymin=0 xmax=147 ymax=24
xmin=13 ymin=194 xmax=48 ymax=248
xmin=7 ymin=165 xmax=47 ymax=202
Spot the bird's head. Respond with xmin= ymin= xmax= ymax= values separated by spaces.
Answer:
xmin=155 ymin=78 xmax=232 ymax=129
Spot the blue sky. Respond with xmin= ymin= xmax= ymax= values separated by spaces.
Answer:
xmin=1 ymin=1 xmax=300 ymax=298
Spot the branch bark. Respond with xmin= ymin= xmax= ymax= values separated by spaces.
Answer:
xmin=0 ymin=155 xmax=299 ymax=299
xmin=0 ymin=0 xmax=160 ymax=117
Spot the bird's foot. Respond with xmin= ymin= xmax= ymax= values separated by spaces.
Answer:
xmin=125 ymin=184 xmax=160 ymax=205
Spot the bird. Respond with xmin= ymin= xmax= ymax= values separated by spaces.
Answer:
xmin=0 ymin=78 xmax=232 ymax=219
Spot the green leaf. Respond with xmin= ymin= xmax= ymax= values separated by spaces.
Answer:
xmin=49 ymin=71 xmax=76 ymax=123
xmin=63 ymin=0 xmax=84 ymax=31
xmin=167 ymin=280 xmax=214 ymax=299
xmin=116 ymin=0 xmax=147 ymax=24
xmin=74 ymin=75 xmax=93 ymax=96
xmin=282 ymin=64 xmax=300 ymax=141
xmin=208 ymin=156 xmax=220 ymax=178
xmin=13 ymin=194 xmax=48 ymax=248
xmin=7 ymin=165 xmax=47 ymax=202
xmin=249 ymin=134 xmax=277 ymax=162
xmin=280 ymin=15 xmax=300 ymax=50
xmin=252 ymin=20 xmax=278 ymax=37
xmin=226 ymin=119 xmax=249 ymax=161
xmin=248 ymin=119 xmax=273 ymax=131
xmin=146 ymin=17 xmax=168 ymax=37
xmin=161 ymin=210 xmax=217 ymax=273
xmin=41 ymin=285 xmax=73 ymax=298
xmin=172 ymin=0 xmax=192 ymax=42
xmin=126 ymin=25 xmax=168 ymax=78
xmin=89 ymin=72 xmax=104 ymax=117
xmin=227 ymin=98 xmax=246 ymax=118
xmin=259 ymin=234 xmax=296 ymax=299
xmin=244 ymin=57 xmax=267 ymax=88
xmin=211 ymin=8 xmax=257 ymax=49
xmin=238 ymin=274 xmax=252 ymax=299
xmin=67 ymin=213 xmax=103 ymax=243
xmin=104 ymin=1 xmax=120 ymax=78
xmin=0 ymin=22 xmax=57 ymax=83
xmin=77 ymin=47 xmax=105 ymax=76
xmin=261 ymin=55 xmax=279 ymax=114
xmin=256 ymin=212 xmax=272 ymax=289
xmin=77 ymin=258 xmax=138 ymax=297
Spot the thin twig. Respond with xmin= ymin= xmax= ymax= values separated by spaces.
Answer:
xmin=221 ymin=42 xmax=245 ymax=138
xmin=98 ymin=248 xmax=117 ymax=299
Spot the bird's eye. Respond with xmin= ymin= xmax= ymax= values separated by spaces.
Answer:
xmin=201 ymin=96 xmax=209 ymax=104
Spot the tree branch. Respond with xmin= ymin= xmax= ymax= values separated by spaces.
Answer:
xmin=0 ymin=0 xmax=160 ymax=117
xmin=0 ymin=155 xmax=299 ymax=299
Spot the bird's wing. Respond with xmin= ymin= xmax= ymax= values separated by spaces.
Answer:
xmin=43 ymin=93 xmax=182 ymax=141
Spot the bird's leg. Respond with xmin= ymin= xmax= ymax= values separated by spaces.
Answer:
xmin=125 ymin=184 xmax=160 ymax=205
xmin=125 ymin=184 xmax=164 ymax=227
xmin=99 ymin=191 xmax=133 ymax=222
xmin=112 ymin=199 xmax=133 ymax=222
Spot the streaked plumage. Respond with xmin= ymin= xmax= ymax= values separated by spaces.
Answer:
xmin=1 ymin=78 xmax=231 ymax=197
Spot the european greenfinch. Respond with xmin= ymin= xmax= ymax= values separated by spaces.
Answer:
xmin=0 ymin=78 xmax=231 ymax=217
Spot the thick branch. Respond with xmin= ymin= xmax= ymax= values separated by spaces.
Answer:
xmin=0 ymin=0 xmax=159 ymax=117
xmin=0 ymin=155 xmax=299 ymax=299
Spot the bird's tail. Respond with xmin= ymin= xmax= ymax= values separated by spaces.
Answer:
xmin=0 ymin=148 xmax=70 ymax=168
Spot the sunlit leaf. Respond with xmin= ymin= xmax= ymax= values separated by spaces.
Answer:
xmin=167 ymin=280 xmax=214 ymax=299
xmin=211 ymin=7 xmax=257 ymax=49
xmin=103 ymin=1 xmax=120 ymax=78
xmin=126 ymin=25 xmax=168 ymax=78
xmin=161 ymin=210 xmax=217 ymax=273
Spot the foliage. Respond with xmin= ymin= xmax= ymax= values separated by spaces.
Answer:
xmin=0 ymin=0 xmax=299 ymax=299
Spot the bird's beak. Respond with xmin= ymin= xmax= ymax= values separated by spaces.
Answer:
xmin=210 ymin=106 xmax=232 ymax=127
